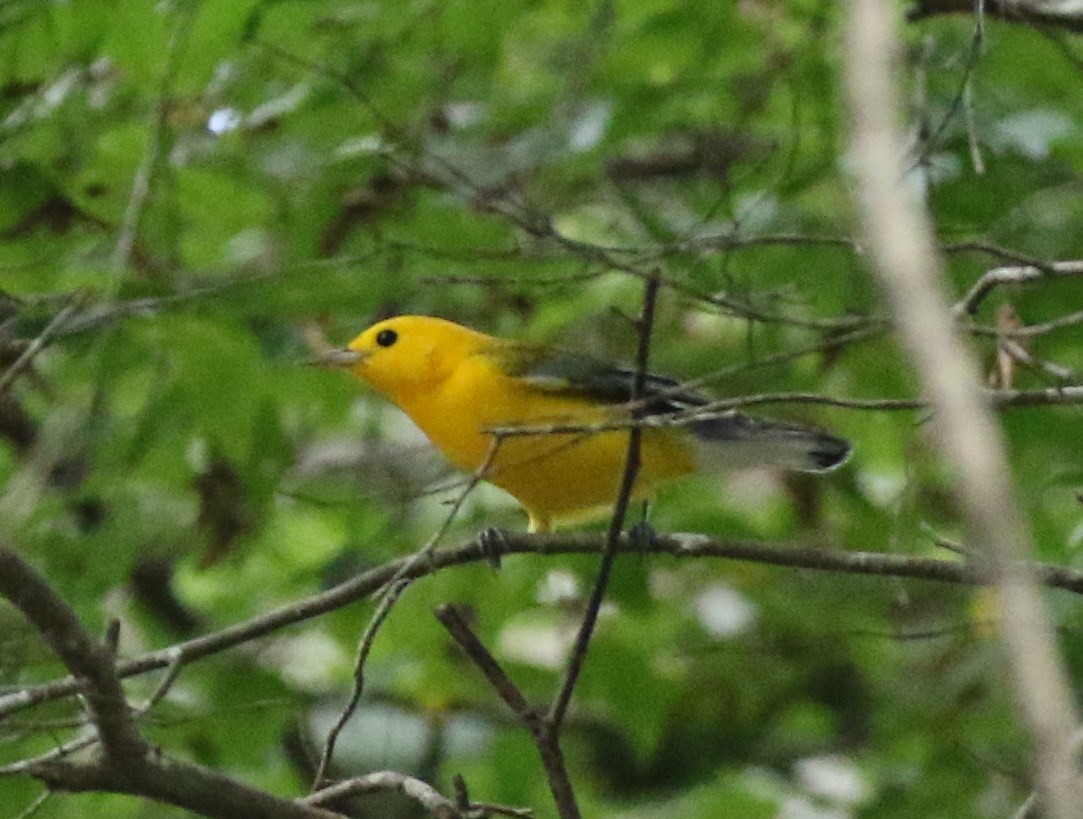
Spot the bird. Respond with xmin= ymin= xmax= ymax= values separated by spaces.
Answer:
xmin=321 ymin=315 xmax=850 ymax=533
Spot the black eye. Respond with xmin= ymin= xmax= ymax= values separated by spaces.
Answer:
xmin=375 ymin=328 xmax=398 ymax=348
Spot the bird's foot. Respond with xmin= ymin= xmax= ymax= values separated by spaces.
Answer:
xmin=627 ymin=520 xmax=657 ymax=555
xmin=478 ymin=527 xmax=508 ymax=571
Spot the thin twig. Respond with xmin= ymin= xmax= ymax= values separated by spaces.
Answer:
xmin=136 ymin=647 xmax=185 ymax=715
xmin=0 ymin=298 xmax=83 ymax=396
xmin=434 ymin=605 xmax=536 ymax=721
xmin=13 ymin=791 xmax=50 ymax=819
xmin=941 ymin=241 xmax=1050 ymax=267
xmin=953 ymin=260 xmax=1083 ymax=317
xmin=304 ymin=770 xmax=461 ymax=814
xmin=965 ymin=308 xmax=1083 ymax=338
xmin=550 ymin=272 xmax=660 ymax=730
xmin=304 ymin=435 xmax=508 ymax=782
xmin=452 ymin=774 xmax=535 ymax=818
xmin=0 ymin=731 xmax=100 ymax=776
xmin=908 ymin=0 xmax=1083 ymax=33
xmin=309 ymin=439 xmax=503 ymax=790
xmin=485 ymin=383 xmax=1083 ymax=441
xmin=312 ymin=577 xmax=411 ymax=789
xmin=909 ymin=0 xmax=985 ymax=175
xmin=998 ymin=338 xmax=1077 ymax=383
xmin=108 ymin=3 xmax=196 ymax=281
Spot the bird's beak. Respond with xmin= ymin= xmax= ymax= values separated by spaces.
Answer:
xmin=309 ymin=347 xmax=367 ymax=368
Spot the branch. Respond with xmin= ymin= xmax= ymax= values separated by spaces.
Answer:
xmin=550 ymin=273 xmax=659 ymax=731
xmin=435 ymin=605 xmax=577 ymax=819
xmin=7 ymin=532 xmax=1083 ymax=727
xmin=844 ymin=3 xmax=1082 ymax=817
xmin=312 ymin=578 xmax=410 ymax=788
xmin=0 ymin=548 xmax=147 ymax=763
xmin=303 ymin=771 xmax=460 ymax=816
xmin=311 ymin=438 xmax=502 ymax=786
xmin=953 ymin=260 xmax=1083 ymax=318
xmin=0 ymin=547 xmax=340 ymax=819
xmin=908 ymin=0 xmax=1083 ymax=33
xmin=0 ymin=297 xmax=83 ymax=396
xmin=310 ymin=771 xmax=529 ymax=818
xmin=29 ymin=757 xmax=342 ymax=819
xmin=486 ymin=384 xmax=1083 ymax=441
xmin=108 ymin=2 xmax=195 ymax=280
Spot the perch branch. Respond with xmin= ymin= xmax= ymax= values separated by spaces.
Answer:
xmin=6 ymin=533 xmax=1083 ymax=727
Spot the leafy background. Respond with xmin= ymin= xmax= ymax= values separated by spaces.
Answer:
xmin=3 ymin=2 xmax=1083 ymax=817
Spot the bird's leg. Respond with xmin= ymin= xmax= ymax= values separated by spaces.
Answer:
xmin=478 ymin=527 xmax=509 ymax=571
xmin=627 ymin=500 xmax=656 ymax=554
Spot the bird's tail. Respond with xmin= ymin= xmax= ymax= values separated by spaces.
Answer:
xmin=689 ymin=412 xmax=851 ymax=473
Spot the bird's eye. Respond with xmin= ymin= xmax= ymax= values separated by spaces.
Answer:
xmin=375 ymin=328 xmax=398 ymax=348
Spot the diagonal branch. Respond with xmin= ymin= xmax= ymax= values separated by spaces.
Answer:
xmin=0 ymin=547 xmax=147 ymax=763
xmin=843 ymin=3 xmax=1082 ymax=817
xmin=0 ymin=546 xmax=342 ymax=819
xmin=435 ymin=604 xmax=575 ymax=819
xmin=311 ymin=578 xmax=410 ymax=789
xmin=549 ymin=272 xmax=660 ymax=731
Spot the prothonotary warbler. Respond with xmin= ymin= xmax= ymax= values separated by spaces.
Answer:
xmin=323 ymin=315 xmax=850 ymax=533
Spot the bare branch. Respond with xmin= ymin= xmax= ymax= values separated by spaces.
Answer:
xmin=997 ymin=338 xmax=1078 ymax=383
xmin=486 ymin=384 xmax=1083 ymax=441
xmin=303 ymin=770 xmax=460 ymax=816
xmin=844 ymin=3 xmax=1082 ymax=816
xmin=908 ymin=0 xmax=1083 ymax=33
xmin=306 ymin=438 xmax=507 ymax=786
xmin=550 ymin=272 xmax=659 ymax=731
xmin=435 ymin=604 xmax=579 ymax=819
xmin=0 ymin=732 xmax=100 ymax=776
xmin=954 ymin=260 xmax=1083 ymax=318
xmin=109 ymin=4 xmax=197 ymax=280
xmin=0 ymin=297 xmax=83 ymax=396
xmin=452 ymin=775 xmax=535 ymax=819
xmin=965 ymin=308 xmax=1083 ymax=339
xmin=7 ymin=531 xmax=1083 ymax=727
xmin=941 ymin=241 xmax=1051 ymax=267
xmin=0 ymin=547 xmax=342 ymax=819
xmin=135 ymin=647 xmax=185 ymax=715
xmin=13 ymin=790 xmax=49 ymax=819
xmin=312 ymin=578 xmax=411 ymax=789
xmin=29 ymin=756 xmax=342 ymax=819
xmin=0 ymin=548 xmax=147 ymax=763
xmin=433 ymin=605 xmax=537 ymax=725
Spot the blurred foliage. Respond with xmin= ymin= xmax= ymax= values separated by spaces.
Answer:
xmin=2 ymin=2 xmax=1083 ymax=818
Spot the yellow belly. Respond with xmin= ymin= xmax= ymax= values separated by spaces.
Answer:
xmin=485 ymin=426 xmax=696 ymax=530
xmin=396 ymin=359 xmax=697 ymax=531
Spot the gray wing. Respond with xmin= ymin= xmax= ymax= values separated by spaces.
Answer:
xmin=510 ymin=345 xmax=850 ymax=472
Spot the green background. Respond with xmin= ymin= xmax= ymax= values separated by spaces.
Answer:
xmin=2 ymin=2 xmax=1083 ymax=817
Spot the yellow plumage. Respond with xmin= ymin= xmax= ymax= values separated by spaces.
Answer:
xmin=328 ymin=315 xmax=848 ymax=532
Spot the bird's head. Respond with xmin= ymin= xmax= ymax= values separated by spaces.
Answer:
xmin=318 ymin=315 xmax=489 ymax=402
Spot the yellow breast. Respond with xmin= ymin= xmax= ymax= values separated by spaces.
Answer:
xmin=394 ymin=353 xmax=696 ymax=531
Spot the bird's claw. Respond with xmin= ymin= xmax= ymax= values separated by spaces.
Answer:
xmin=627 ymin=520 xmax=657 ymax=554
xmin=478 ymin=527 xmax=508 ymax=571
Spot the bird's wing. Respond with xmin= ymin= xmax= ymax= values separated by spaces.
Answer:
xmin=492 ymin=342 xmax=709 ymax=414
xmin=493 ymin=342 xmax=850 ymax=472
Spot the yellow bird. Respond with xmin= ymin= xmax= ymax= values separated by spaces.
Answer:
xmin=324 ymin=315 xmax=849 ymax=533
